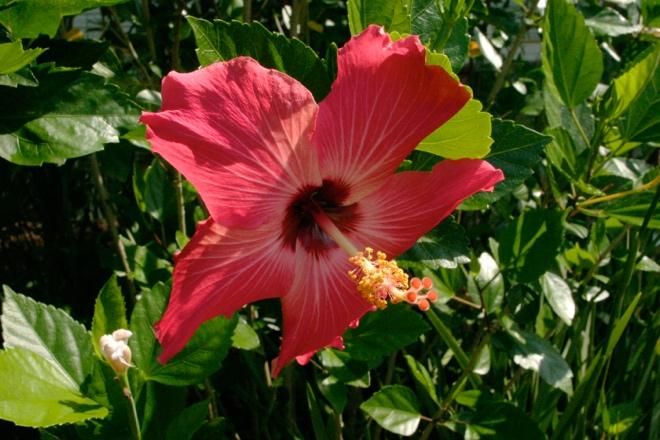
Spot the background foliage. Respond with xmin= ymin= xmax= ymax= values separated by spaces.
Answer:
xmin=0 ymin=0 xmax=658 ymax=438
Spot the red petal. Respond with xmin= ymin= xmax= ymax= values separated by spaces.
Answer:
xmin=156 ymin=218 xmax=295 ymax=362
xmin=272 ymin=248 xmax=372 ymax=377
xmin=349 ymin=159 xmax=504 ymax=257
xmin=313 ymin=26 xmax=470 ymax=203
xmin=140 ymin=57 xmax=321 ymax=229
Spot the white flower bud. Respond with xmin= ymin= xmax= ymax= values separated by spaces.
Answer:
xmin=100 ymin=329 xmax=134 ymax=375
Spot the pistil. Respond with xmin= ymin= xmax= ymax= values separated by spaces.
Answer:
xmin=312 ymin=209 xmax=438 ymax=311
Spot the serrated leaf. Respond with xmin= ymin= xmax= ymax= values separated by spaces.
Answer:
xmin=418 ymin=99 xmax=493 ymax=159
xmin=343 ymin=305 xmax=429 ymax=361
xmin=542 ymin=0 xmax=603 ymax=108
xmin=1 ymin=286 xmax=93 ymax=385
xmin=187 ymin=17 xmax=333 ymax=101
xmin=505 ymin=328 xmax=574 ymax=394
xmin=0 ymin=67 xmax=139 ymax=166
xmin=348 ymin=0 xmax=412 ymax=35
xmin=461 ymin=119 xmax=552 ymax=209
xmin=0 ymin=0 xmax=130 ymax=39
xmin=399 ymin=219 xmax=470 ymax=270
xmin=0 ymin=41 xmax=45 ymax=75
xmin=497 ymin=209 xmax=564 ymax=283
xmin=540 ymin=272 xmax=575 ymax=325
xmin=130 ymin=283 xmax=238 ymax=386
xmin=0 ymin=348 xmax=108 ymax=427
xmin=360 ymin=385 xmax=421 ymax=436
xmin=91 ymin=276 xmax=128 ymax=357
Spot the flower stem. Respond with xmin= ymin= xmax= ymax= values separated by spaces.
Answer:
xmin=120 ymin=373 xmax=141 ymax=440
xmin=89 ymin=155 xmax=137 ymax=305
xmin=577 ymin=176 xmax=660 ymax=208
xmin=426 ymin=308 xmax=481 ymax=387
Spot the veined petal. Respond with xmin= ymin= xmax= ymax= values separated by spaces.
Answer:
xmin=349 ymin=160 xmax=504 ymax=257
xmin=156 ymin=218 xmax=296 ymax=363
xmin=313 ymin=26 xmax=470 ymax=203
xmin=272 ymin=248 xmax=372 ymax=377
xmin=141 ymin=57 xmax=321 ymax=229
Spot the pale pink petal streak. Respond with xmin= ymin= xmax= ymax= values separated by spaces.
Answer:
xmin=140 ymin=57 xmax=321 ymax=229
xmin=348 ymin=159 xmax=505 ymax=257
xmin=273 ymin=248 xmax=373 ymax=377
xmin=313 ymin=26 xmax=471 ymax=203
xmin=156 ymin=218 xmax=296 ymax=362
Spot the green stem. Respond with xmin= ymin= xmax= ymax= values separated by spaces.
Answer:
xmin=89 ymin=155 xmax=137 ymax=305
xmin=426 ymin=309 xmax=481 ymax=387
xmin=120 ymin=373 xmax=141 ymax=440
xmin=174 ymin=170 xmax=187 ymax=237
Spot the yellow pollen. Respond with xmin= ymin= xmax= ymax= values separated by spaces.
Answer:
xmin=348 ymin=247 xmax=438 ymax=311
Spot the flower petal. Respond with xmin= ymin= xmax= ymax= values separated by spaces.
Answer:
xmin=272 ymin=248 xmax=372 ymax=377
xmin=141 ymin=57 xmax=321 ymax=229
xmin=312 ymin=26 xmax=470 ymax=203
xmin=156 ymin=218 xmax=295 ymax=362
xmin=349 ymin=159 xmax=504 ymax=256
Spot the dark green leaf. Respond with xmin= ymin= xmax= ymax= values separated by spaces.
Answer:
xmin=503 ymin=327 xmax=573 ymax=394
xmin=130 ymin=283 xmax=238 ymax=385
xmin=343 ymin=305 xmax=429 ymax=361
xmin=0 ymin=347 xmax=108 ymax=427
xmin=545 ymin=127 xmax=588 ymax=180
xmin=187 ymin=17 xmax=334 ymax=101
xmin=91 ymin=276 xmax=128 ymax=358
xmin=404 ymin=354 xmax=439 ymax=405
xmin=542 ymin=0 xmax=603 ymax=108
xmin=0 ymin=68 xmax=39 ymax=88
xmin=0 ymin=0 xmax=130 ymax=38
xmin=497 ymin=209 xmax=564 ymax=283
xmin=0 ymin=67 xmax=140 ymax=166
xmin=461 ymin=119 xmax=552 ymax=209
xmin=165 ymin=400 xmax=209 ymax=440
xmin=1 ymin=286 xmax=93 ymax=385
xmin=462 ymin=400 xmax=545 ymax=439
xmin=399 ymin=219 xmax=470 ymax=270
xmin=603 ymin=402 xmax=638 ymax=435
xmin=360 ymin=385 xmax=421 ymax=436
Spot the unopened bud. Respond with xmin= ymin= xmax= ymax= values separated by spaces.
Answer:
xmin=100 ymin=329 xmax=133 ymax=375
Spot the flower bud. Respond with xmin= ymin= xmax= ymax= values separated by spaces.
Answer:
xmin=100 ymin=329 xmax=133 ymax=375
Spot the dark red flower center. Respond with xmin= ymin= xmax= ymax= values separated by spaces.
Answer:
xmin=281 ymin=179 xmax=360 ymax=254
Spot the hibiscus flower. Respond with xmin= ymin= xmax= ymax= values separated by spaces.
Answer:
xmin=140 ymin=25 xmax=504 ymax=376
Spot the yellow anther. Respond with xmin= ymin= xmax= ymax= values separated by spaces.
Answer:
xmin=348 ymin=249 xmax=439 ymax=312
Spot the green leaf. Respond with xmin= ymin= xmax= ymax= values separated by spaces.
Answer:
xmin=231 ymin=316 xmax=261 ymax=351
xmin=0 ymin=68 xmax=39 ymax=88
xmin=343 ymin=305 xmax=429 ymax=361
xmin=306 ymin=384 xmax=329 ymax=440
xmin=540 ymin=272 xmax=575 ymax=326
xmin=462 ymin=400 xmax=545 ymax=439
xmin=603 ymin=402 xmax=638 ymax=435
xmin=1 ymin=286 xmax=93 ymax=385
xmin=461 ymin=119 xmax=552 ymax=209
xmin=0 ymin=348 xmax=108 ymax=427
xmin=0 ymin=41 xmax=45 ymax=75
xmin=0 ymin=0 xmax=130 ymax=39
xmin=187 ymin=17 xmax=334 ymax=101
xmin=91 ymin=276 xmax=128 ymax=357
xmin=606 ymin=293 xmax=641 ymax=357
xmin=544 ymin=84 xmax=594 ymax=152
xmin=504 ymin=328 xmax=573 ymax=395
xmin=399 ymin=218 xmax=470 ymax=270
xmin=165 ymin=400 xmax=209 ymax=440
xmin=605 ymin=44 xmax=660 ymax=121
xmin=582 ymin=193 xmax=660 ymax=229
xmin=360 ymin=385 xmax=421 ymax=436
xmin=404 ymin=354 xmax=439 ymax=405
xmin=133 ymin=158 xmax=176 ymax=222
xmin=0 ymin=68 xmax=140 ymax=166
xmin=497 ymin=209 xmax=564 ymax=283
xmin=542 ymin=0 xmax=603 ymax=108
xmin=417 ymin=99 xmax=493 ymax=159
xmin=545 ymin=126 xmax=588 ymax=180
xmin=347 ymin=0 xmax=412 ymax=35
xmin=318 ymin=349 xmax=371 ymax=387
xmin=619 ymin=49 xmax=660 ymax=143
xmin=130 ymin=283 xmax=238 ymax=386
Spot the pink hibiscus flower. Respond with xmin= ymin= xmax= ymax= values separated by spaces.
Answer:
xmin=140 ymin=25 xmax=504 ymax=377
